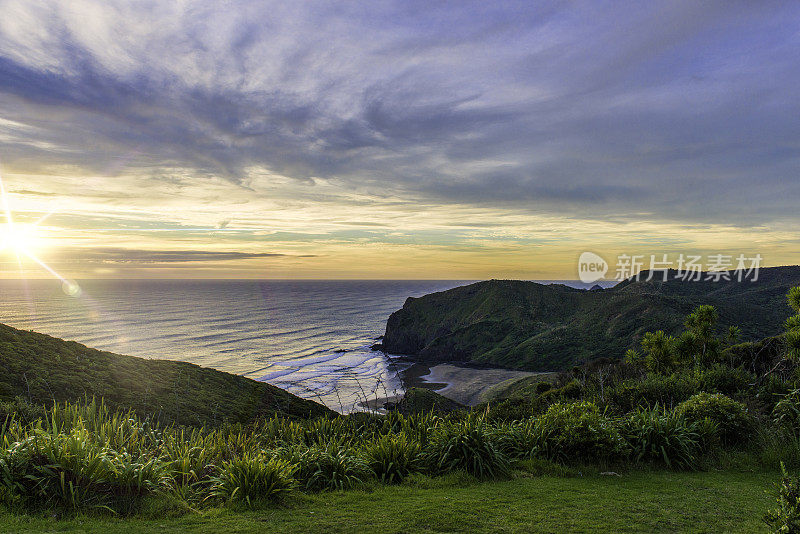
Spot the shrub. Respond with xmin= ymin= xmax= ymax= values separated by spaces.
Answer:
xmin=756 ymin=426 xmax=800 ymax=471
xmin=292 ymin=444 xmax=371 ymax=491
xmin=485 ymin=398 xmax=533 ymax=423
xmin=423 ymin=416 xmax=510 ymax=480
xmin=764 ymin=462 xmax=800 ymax=533
xmin=0 ymin=428 xmax=169 ymax=513
xmin=774 ymin=390 xmax=800 ymax=432
xmin=607 ymin=373 xmax=699 ymax=413
xmin=207 ymin=456 xmax=295 ymax=506
xmin=622 ymin=407 xmax=702 ymax=470
xmin=304 ymin=417 xmax=356 ymax=447
xmin=364 ymin=433 xmax=421 ymax=483
xmin=676 ymin=393 xmax=752 ymax=445
xmin=0 ymin=397 xmax=45 ymax=426
xmin=696 ymin=365 xmax=754 ymax=398
xmin=533 ymin=401 xmax=625 ymax=463
xmin=490 ymin=420 xmax=538 ymax=461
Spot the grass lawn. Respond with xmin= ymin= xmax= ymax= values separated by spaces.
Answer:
xmin=0 ymin=469 xmax=776 ymax=533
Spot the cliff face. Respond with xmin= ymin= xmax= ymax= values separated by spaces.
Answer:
xmin=382 ymin=266 xmax=800 ymax=371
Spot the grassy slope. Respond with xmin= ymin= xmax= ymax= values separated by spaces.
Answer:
xmin=0 ymin=323 xmax=332 ymax=426
xmin=481 ymin=373 xmax=557 ymax=401
xmin=396 ymin=387 xmax=465 ymax=413
xmin=0 ymin=470 xmax=775 ymax=533
xmin=383 ymin=266 xmax=800 ymax=371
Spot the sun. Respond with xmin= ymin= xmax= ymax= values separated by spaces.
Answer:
xmin=0 ymin=172 xmax=74 ymax=291
xmin=0 ymin=222 xmax=43 ymax=256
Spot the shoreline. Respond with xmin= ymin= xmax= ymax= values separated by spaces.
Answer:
xmin=387 ymin=356 xmax=545 ymax=407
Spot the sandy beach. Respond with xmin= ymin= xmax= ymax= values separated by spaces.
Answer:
xmin=402 ymin=362 xmax=543 ymax=406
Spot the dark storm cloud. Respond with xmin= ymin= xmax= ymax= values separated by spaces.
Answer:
xmin=0 ymin=0 xmax=798 ymax=224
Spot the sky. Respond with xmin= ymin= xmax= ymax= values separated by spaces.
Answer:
xmin=0 ymin=0 xmax=799 ymax=280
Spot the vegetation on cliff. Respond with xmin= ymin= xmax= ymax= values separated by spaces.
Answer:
xmin=382 ymin=266 xmax=800 ymax=370
xmin=0 ymin=323 xmax=332 ymax=427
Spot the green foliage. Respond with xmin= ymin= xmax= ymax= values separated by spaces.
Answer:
xmin=0 ymin=323 xmax=332 ymax=427
xmin=516 ymin=457 xmax=582 ymax=477
xmin=535 ymin=379 xmax=582 ymax=410
xmin=726 ymin=325 xmax=742 ymax=345
xmin=696 ymin=364 xmax=754 ymax=398
xmin=484 ymin=398 xmax=533 ymax=423
xmin=292 ymin=444 xmax=372 ymax=492
xmin=382 ymin=268 xmax=800 ymax=371
xmin=0 ymin=427 xmax=170 ymax=514
xmin=784 ymin=288 xmax=800 ymax=362
xmin=533 ymin=401 xmax=624 ymax=463
xmin=396 ymin=388 xmax=465 ymax=415
xmin=773 ymin=390 xmax=800 ymax=432
xmin=676 ymin=393 xmax=752 ymax=445
xmin=764 ymin=462 xmax=800 ymax=533
xmin=788 ymin=331 xmax=800 ymax=363
xmin=789 ymin=288 xmax=800 ymax=314
xmin=423 ymin=415 xmax=510 ymax=479
xmin=607 ymin=373 xmax=699 ymax=412
xmin=364 ymin=433 xmax=422 ymax=483
xmin=489 ymin=420 xmax=538 ymax=461
xmin=622 ymin=407 xmax=704 ymax=470
xmin=640 ymin=331 xmax=678 ymax=373
xmin=623 ymin=349 xmax=643 ymax=366
xmin=0 ymin=397 xmax=45 ymax=427
xmin=207 ymin=456 xmax=295 ymax=506
xmin=681 ymin=305 xmax=721 ymax=366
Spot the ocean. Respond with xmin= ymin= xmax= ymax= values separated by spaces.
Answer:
xmin=0 ymin=279 xmax=467 ymax=412
xmin=0 ymin=278 xmax=604 ymax=412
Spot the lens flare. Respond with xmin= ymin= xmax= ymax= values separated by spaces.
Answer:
xmin=62 ymin=279 xmax=82 ymax=297
xmin=0 ymin=171 xmax=77 ymax=295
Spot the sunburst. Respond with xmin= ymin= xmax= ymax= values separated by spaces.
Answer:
xmin=0 ymin=172 xmax=80 ymax=295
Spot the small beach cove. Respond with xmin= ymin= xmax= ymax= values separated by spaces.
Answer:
xmin=396 ymin=359 xmax=551 ymax=406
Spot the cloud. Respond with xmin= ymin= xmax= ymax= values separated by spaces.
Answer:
xmin=10 ymin=189 xmax=56 ymax=196
xmin=0 ymin=0 xmax=798 ymax=229
xmin=55 ymin=247 xmax=297 ymax=264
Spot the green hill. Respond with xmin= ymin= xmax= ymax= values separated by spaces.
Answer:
xmin=382 ymin=266 xmax=800 ymax=371
xmin=0 ymin=322 xmax=332 ymax=426
xmin=393 ymin=387 xmax=466 ymax=414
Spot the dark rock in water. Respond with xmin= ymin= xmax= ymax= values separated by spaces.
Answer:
xmin=381 ymin=266 xmax=800 ymax=372
xmin=374 ymin=335 xmax=384 ymax=340
xmin=589 ymin=284 xmax=604 ymax=291
xmin=333 ymin=348 xmax=349 ymax=353
xmin=370 ymin=343 xmax=384 ymax=351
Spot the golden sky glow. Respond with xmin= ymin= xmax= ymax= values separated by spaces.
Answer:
xmin=1 ymin=2 xmax=799 ymax=280
xmin=1 ymin=169 xmax=798 ymax=280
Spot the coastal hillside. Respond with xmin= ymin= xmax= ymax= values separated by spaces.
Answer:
xmin=0 ymin=322 xmax=332 ymax=425
xmin=382 ymin=266 xmax=800 ymax=371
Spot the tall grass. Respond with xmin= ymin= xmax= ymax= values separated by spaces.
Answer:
xmin=423 ymin=415 xmax=510 ymax=479
xmin=622 ymin=407 xmax=703 ymax=470
xmin=207 ymin=455 xmax=295 ymax=506
xmin=365 ymin=433 xmax=422 ymax=483
xmin=2 ymin=397 xmax=798 ymax=515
